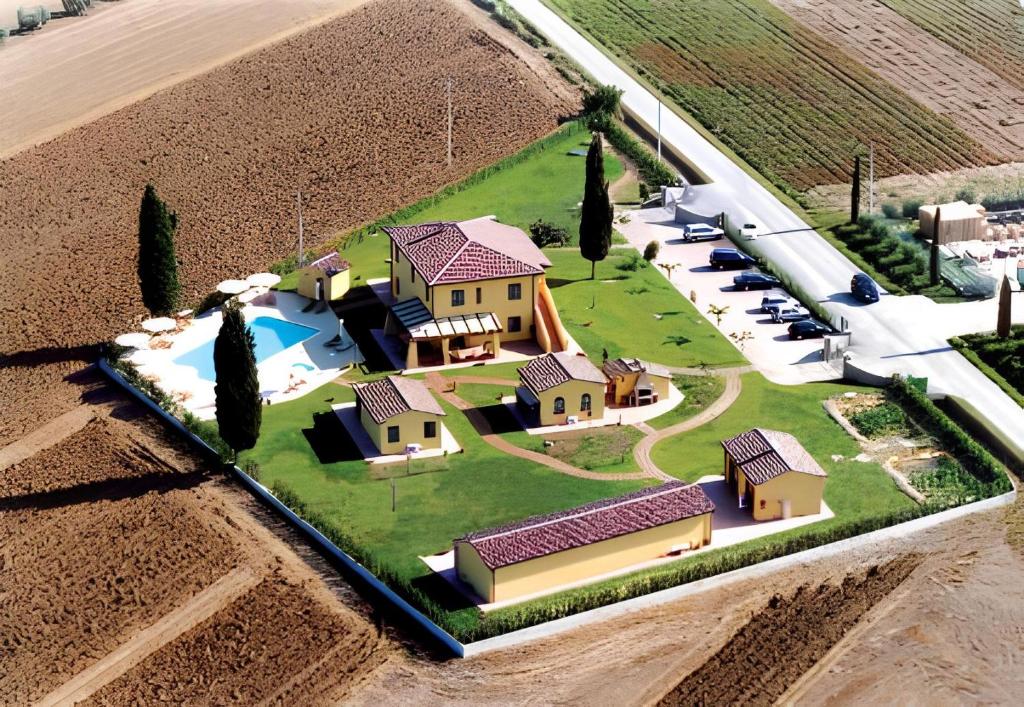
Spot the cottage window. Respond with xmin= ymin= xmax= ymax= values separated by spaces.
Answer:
xmin=476 ymin=287 xmax=482 ymax=305
xmin=395 ymin=278 xmax=400 ymax=295
xmin=451 ymin=289 xmax=465 ymax=307
xmin=387 ymin=426 xmax=400 ymax=443
xmin=507 ymin=283 xmax=522 ymax=300
xmin=424 ymin=421 xmax=437 ymax=439
xmin=411 ymin=268 xmax=415 ymax=284
xmin=553 ymin=397 xmax=565 ymax=414
xmin=508 ymin=316 xmax=522 ymax=333
xmin=580 ymin=393 xmax=591 ymax=412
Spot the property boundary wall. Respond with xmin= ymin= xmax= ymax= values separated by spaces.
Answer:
xmin=98 ymin=357 xmax=1017 ymax=658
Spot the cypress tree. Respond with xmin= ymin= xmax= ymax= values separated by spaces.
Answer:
xmin=850 ymin=155 xmax=861 ymax=224
xmin=997 ymin=275 xmax=1012 ymax=338
xmin=137 ymin=183 xmax=181 ymax=315
xmin=580 ymin=133 xmax=612 ymax=280
xmin=930 ymin=206 xmax=942 ymax=286
xmin=214 ymin=303 xmax=262 ymax=458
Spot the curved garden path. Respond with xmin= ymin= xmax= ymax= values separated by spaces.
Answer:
xmin=423 ymin=365 xmax=749 ymax=483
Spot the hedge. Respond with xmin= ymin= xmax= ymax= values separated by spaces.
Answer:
xmin=949 ymin=336 xmax=1024 ymax=408
xmin=601 ymin=120 xmax=676 ymax=189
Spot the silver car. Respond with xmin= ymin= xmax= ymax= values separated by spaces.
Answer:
xmin=760 ymin=290 xmax=796 ymax=314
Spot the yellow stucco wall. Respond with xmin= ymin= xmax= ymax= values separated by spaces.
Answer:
xmin=454 ymin=542 xmax=495 ymax=603
xmin=390 ymin=242 xmax=430 ymax=304
xmin=750 ymin=472 xmax=825 ymax=521
xmin=431 ymin=276 xmax=538 ymax=343
xmin=358 ymin=406 xmax=444 ymax=456
xmin=535 ymin=378 xmax=606 ymax=426
xmin=608 ymin=371 xmax=672 ymax=405
xmin=298 ymin=266 xmax=350 ymax=302
xmin=482 ymin=514 xmax=711 ymax=603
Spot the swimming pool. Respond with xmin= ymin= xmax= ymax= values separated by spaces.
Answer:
xmin=174 ymin=316 xmax=318 ymax=382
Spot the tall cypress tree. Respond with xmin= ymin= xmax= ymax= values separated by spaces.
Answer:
xmin=580 ymin=133 xmax=612 ymax=280
xmin=930 ymin=206 xmax=942 ymax=286
xmin=997 ymin=275 xmax=1012 ymax=338
xmin=850 ymin=155 xmax=861 ymax=224
xmin=137 ymin=183 xmax=181 ymax=315
xmin=214 ymin=303 xmax=261 ymax=458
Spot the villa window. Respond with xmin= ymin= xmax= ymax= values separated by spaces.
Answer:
xmin=580 ymin=393 xmax=591 ymax=412
xmin=387 ymin=426 xmax=400 ymax=443
xmin=426 ymin=287 xmax=430 ymax=302
xmin=507 ymin=283 xmax=522 ymax=300
xmin=553 ymin=397 xmax=565 ymax=415
xmin=411 ymin=268 xmax=415 ymax=284
xmin=508 ymin=316 xmax=522 ymax=333
xmin=476 ymin=287 xmax=482 ymax=305
xmin=451 ymin=289 xmax=465 ymax=307
xmin=424 ymin=421 xmax=437 ymax=439
xmin=394 ymin=246 xmax=400 ymax=263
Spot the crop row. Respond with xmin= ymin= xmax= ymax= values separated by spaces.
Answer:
xmin=547 ymin=0 xmax=997 ymax=195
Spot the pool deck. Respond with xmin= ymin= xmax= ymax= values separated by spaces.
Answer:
xmin=122 ymin=291 xmax=362 ymax=420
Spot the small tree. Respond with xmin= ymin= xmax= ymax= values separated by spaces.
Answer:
xmin=707 ymin=304 xmax=729 ymax=327
xmin=579 ymin=133 xmax=613 ymax=280
xmin=997 ymin=275 xmax=1012 ymax=338
xmin=214 ymin=303 xmax=262 ymax=458
xmin=529 ymin=219 xmax=569 ymax=249
xmin=581 ymin=84 xmax=623 ymax=130
xmin=137 ymin=183 xmax=181 ymax=315
xmin=850 ymin=155 xmax=861 ymax=224
xmin=643 ymin=240 xmax=660 ymax=262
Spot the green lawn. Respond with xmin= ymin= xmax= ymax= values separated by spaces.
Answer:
xmin=240 ymin=379 xmax=649 ymax=629
xmin=650 ymin=373 xmax=916 ymax=521
xmin=647 ymin=373 xmax=726 ymax=430
xmin=545 ymin=249 xmax=745 ymax=368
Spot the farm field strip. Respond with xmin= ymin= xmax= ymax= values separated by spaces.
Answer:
xmin=544 ymin=0 xmax=997 ymax=193
xmin=771 ymin=0 xmax=1024 ymax=162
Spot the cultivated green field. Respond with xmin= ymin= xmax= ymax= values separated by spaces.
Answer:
xmin=544 ymin=0 xmax=995 ymax=195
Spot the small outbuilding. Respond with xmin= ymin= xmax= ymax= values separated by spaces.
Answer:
xmin=516 ymin=352 xmax=606 ymax=426
xmin=721 ymin=428 xmax=827 ymax=522
xmin=603 ymin=357 xmax=672 ymax=406
xmin=352 ymin=375 xmax=445 ymax=456
xmin=297 ymin=252 xmax=351 ymax=302
xmin=454 ymin=482 xmax=714 ymax=604
xmin=919 ymin=202 xmax=986 ymax=244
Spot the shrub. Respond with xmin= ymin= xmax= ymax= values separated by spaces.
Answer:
xmin=902 ymin=198 xmax=923 ymax=219
xmin=639 ymin=182 xmax=650 ymax=201
xmin=849 ymin=403 xmax=908 ymax=438
xmin=643 ymin=240 xmax=660 ymax=261
xmin=581 ymin=83 xmax=623 ymax=119
xmin=955 ymin=186 xmax=977 ymax=203
xmin=470 ymin=0 xmax=496 ymax=9
xmin=602 ymin=121 xmax=676 ymax=187
xmin=529 ymin=219 xmax=569 ymax=248
xmin=881 ymin=202 xmax=901 ymax=219
xmin=616 ymin=252 xmax=648 ymax=271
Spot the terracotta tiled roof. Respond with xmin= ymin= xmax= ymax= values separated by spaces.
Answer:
xmin=721 ymin=428 xmax=827 ymax=485
xmin=383 ymin=217 xmax=548 ymax=285
xmin=458 ymin=482 xmax=714 ymax=570
xmin=306 ymin=251 xmax=350 ymax=276
xmin=353 ymin=375 xmax=445 ymax=424
xmin=602 ymin=357 xmax=671 ymax=379
xmin=518 ymin=352 xmax=605 ymax=394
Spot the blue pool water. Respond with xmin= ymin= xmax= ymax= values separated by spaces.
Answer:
xmin=175 ymin=316 xmax=318 ymax=382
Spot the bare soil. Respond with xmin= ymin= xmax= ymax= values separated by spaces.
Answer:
xmin=0 ymin=0 xmax=574 ymax=446
xmin=770 ymin=0 xmax=1024 ymax=163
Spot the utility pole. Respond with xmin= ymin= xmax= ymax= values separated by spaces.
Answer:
xmin=296 ymin=190 xmax=305 ymax=267
xmin=446 ymin=76 xmax=453 ymax=167
xmin=657 ymin=100 xmax=662 ymax=163
xmin=868 ymin=142 xmax=875 ymax=214
xmin=391 ymin=477 xmax=396 ymax=512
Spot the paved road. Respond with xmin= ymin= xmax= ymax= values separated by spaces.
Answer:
xmin=508 ymin=0 xmax=1024 ymax=458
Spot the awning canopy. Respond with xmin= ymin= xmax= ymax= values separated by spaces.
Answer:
xmin=390 ymin=298 xmax=502 ymax=341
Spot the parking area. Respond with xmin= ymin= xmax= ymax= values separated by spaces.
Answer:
xmin=619 ymin=208 xmax=840 ymax=383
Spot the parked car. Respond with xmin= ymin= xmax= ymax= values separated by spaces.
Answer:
xmin=850 ymin=272 xmax=880 ymax=303
xmin=771 ymin=305 xmax=810 ymax=323
xmin=760 ymin=290 xmax=797 ymax=313
xmin=739 ymin=222 xmax=760 ymax=240
xmin=682 ymin=223 xmax=725 ymax=242
xmin=709 ymin=248 xmax=755 ymax=270
xmin=733 ymin=272 xmax=780 ymax=290
xmin=788 ymin=319 xmax=831 ymax=339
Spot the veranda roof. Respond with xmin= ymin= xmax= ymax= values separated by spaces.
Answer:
xmin=390 ymin=298 xmax=502 ymax=341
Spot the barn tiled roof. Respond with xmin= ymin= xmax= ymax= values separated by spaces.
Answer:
xmin=721 ymin=428 xmax=827 ymax=485
xmin=602 ymin=357 xmax=671 ymax=379
xmin=306 ymin=252 xmax=350 ymax=277
xmin=353 ymin=375 xmax=445 ymax=424
xmin=458 ymin=482 xmax=714 ymax=570
xmin=383 ymin=217 xmax=548 ymax=285
xmin=518 ymin=352 xmax=605 ymax=394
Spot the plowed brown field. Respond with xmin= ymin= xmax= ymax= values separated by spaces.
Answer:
xmin=0 ymin=0 xmax=573 ymax=446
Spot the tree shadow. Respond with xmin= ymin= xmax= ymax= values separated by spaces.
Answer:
xmin=302 ymin=411 xmax=362 ymax=463
xmin=0 ymin=343 xmax=100 ymax=369
xmin=663 ymin=335 xmax=692 ymax=347
xmin=0 ymin=468 xmax=209 ymax=513
xmin=410 ymin=571 xmax=478 ymax=612
xmin=545 ymin=277 xmax=582 ymax=289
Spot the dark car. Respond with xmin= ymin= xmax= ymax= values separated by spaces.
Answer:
xmin=788 ymin=319 xmax=831 ymax=340
xmin=733 ymin=272 xmax=780 ymax=290
xmin=851 ymin=272 xmax=880 ymax=303
xmin=771 ymin=305 xmax=811 ymax=323
xmin=710 ymin=248 xmax=756 ymax=270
